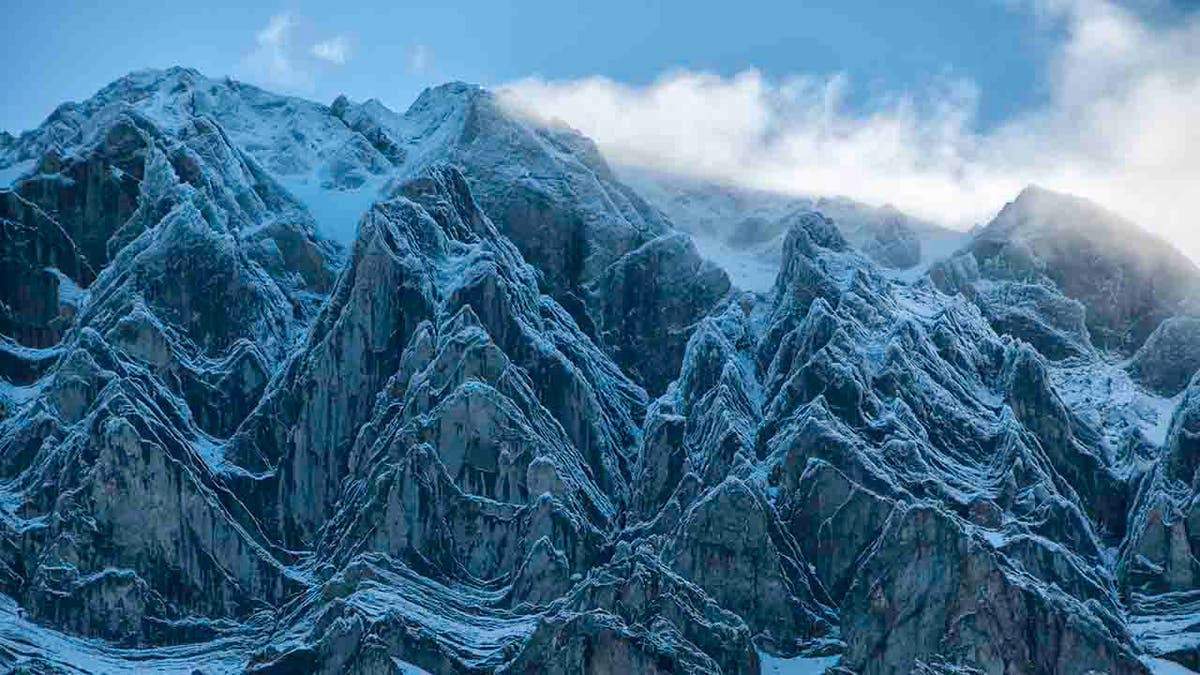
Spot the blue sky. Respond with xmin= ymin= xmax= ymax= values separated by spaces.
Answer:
xmin=2 ymin=0 xmax=1063 ymax=134
xmin=3 ymin=0 xmax=1199 ymax=254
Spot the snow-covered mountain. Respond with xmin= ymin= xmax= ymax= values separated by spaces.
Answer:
xmin=619 ymin=167 xmax=969 ymax=285
xmin=2 ymin=67 xmax=1200 ymax=674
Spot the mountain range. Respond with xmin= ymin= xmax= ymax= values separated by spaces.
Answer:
xmin=2 ymin=66 xmax=1200 ymax=674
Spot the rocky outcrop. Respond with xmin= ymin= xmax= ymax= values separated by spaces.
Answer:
xmin=974 ymin=281 xmax=1093 ymax=360
xmin=324 ymin=83 xmax=733 ymax=409
xmin=666 ymin=477 xmax=835 ymax=654
xmin=587 ymin=233 xmax=731 ymax=394
xmin=787 ymin=458 xmax=896 ymax=601
xmin=841 ymin=505 xmax=1145 ymax=675
xmin=1129 ymin=316 xmax=1200 ymax=396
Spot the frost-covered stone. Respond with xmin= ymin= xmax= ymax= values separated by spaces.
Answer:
xmin=841 ymin=505 xmax=1145 ymax=675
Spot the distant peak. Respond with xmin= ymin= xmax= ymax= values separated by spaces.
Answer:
xmin=402 ymin=81 xmax=489 ymax=120
xmin=103 ymin=66 xmax=207 ymax=92
xmin=1015 ymin=182 xmax=1052 ymax=198
xmin=330 ymin=94 xmax=351 ymax=118
xmin=1010 ymin=183 xmax=1077 ymax=208
xmin=411 ymin=81 xmax=486 ymax=105
xmin=993 ymin=183 xmax=1120 ymax=235
xmin=979 ymin=183 xmax=1196 ymax=278
xmin=424 ymin=80 xmax=483 ymax=95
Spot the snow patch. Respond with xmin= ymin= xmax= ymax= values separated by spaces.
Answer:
xmin=0 ymin=594 xmax=253 ymax=674
xmin=393 ymin=658 xmax=434 ymax=674
xmin=278 ymin=174 xmax=385 ymax=245
xmin=1050 ymin=358 xmax=1179 ymax=450
xmin=0 ymin=160 xmax=35 ymax=187
xmin=192 ymin=435 xmax=227 ymax=472
xmin=1145 ymin=657 xmax=1200 ymax=674
xmin=44 ymin=267 xmax=90 ymax=308
xmin=759 ymin=652 xmax=841 ymax=674
xmin=688 ymin=233 xmax=779 ymax=294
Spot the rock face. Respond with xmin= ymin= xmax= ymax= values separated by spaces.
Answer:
xmin=840 ymin=504 xmax=1144 ymax=675
xmin=0 ymin=67 xmax=1198 ymax=674
xmin=587 ymin=233 xmax=731 ymax=395
xmin=1128 ymin=316 xmax=1200 ymax=396
xmin=315 ymin=82 xmax=729 ymax=395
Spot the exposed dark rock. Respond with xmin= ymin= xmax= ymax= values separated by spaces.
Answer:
xmin=841 ymin=505 xmax=1146 ymax=675
xmin=666 ymin=477 xmax=836 ymax=654
xmin=587 ymin=232 xmax=731 ymax=395
xmin=1129 ymin=316 xmax=1200 ymax=397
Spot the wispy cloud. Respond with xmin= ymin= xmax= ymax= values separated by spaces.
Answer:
xmin=236 ymin=14 xmax=354 ymax=91
xmin=235 ymin=13 xmax=314 ymax=91
xmin=311 ymin=35 xmax=351 ymax=65
xmin=501 ymin=0 xmax=1200 ymax=257
xmin=408 ymin=44 xmax=432 ymax=75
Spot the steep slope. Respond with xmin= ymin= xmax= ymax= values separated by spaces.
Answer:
xmin=334 ymin=85 xmax=731 ymax=395
xmin=0 ymin=78 xmax=339 ymax=649
xmin=1 ymin=69 xmax=730 ymax=397
xmin=626 ymin=212 xmax=1152 ymax=673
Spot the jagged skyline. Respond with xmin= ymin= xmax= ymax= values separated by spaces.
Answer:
xmin=3 ymin=2 xmax=1198 ymax=259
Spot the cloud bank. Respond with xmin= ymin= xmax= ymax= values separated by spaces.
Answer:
xmin=500 ymin=0 xmax=1200 ymax=255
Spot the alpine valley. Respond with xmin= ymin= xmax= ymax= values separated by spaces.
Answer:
xmin=2 ymin=67 xmax=1200 ymax=675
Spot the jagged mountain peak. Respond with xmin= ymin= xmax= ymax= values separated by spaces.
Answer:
xmin=965 ymin=183 xmax=1200 ymax=354
xmin=984 ymin=184 xmax=1192 ymax=260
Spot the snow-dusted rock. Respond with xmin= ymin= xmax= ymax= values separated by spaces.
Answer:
xmin=971 ymin=185 xmax=1200 ymax=354
xmin=4 ymin=68 xmax=1200 ymax=674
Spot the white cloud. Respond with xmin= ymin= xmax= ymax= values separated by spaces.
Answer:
xmin=500 ymin=0 xmax=1200 ymax=257
xmin=235 ymin=12 xmax=315 ymax=92
xmin=408 ymin=44 xmax=432 ymax=75
xmin=311 ymin=35 xmax=351 ymax=65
